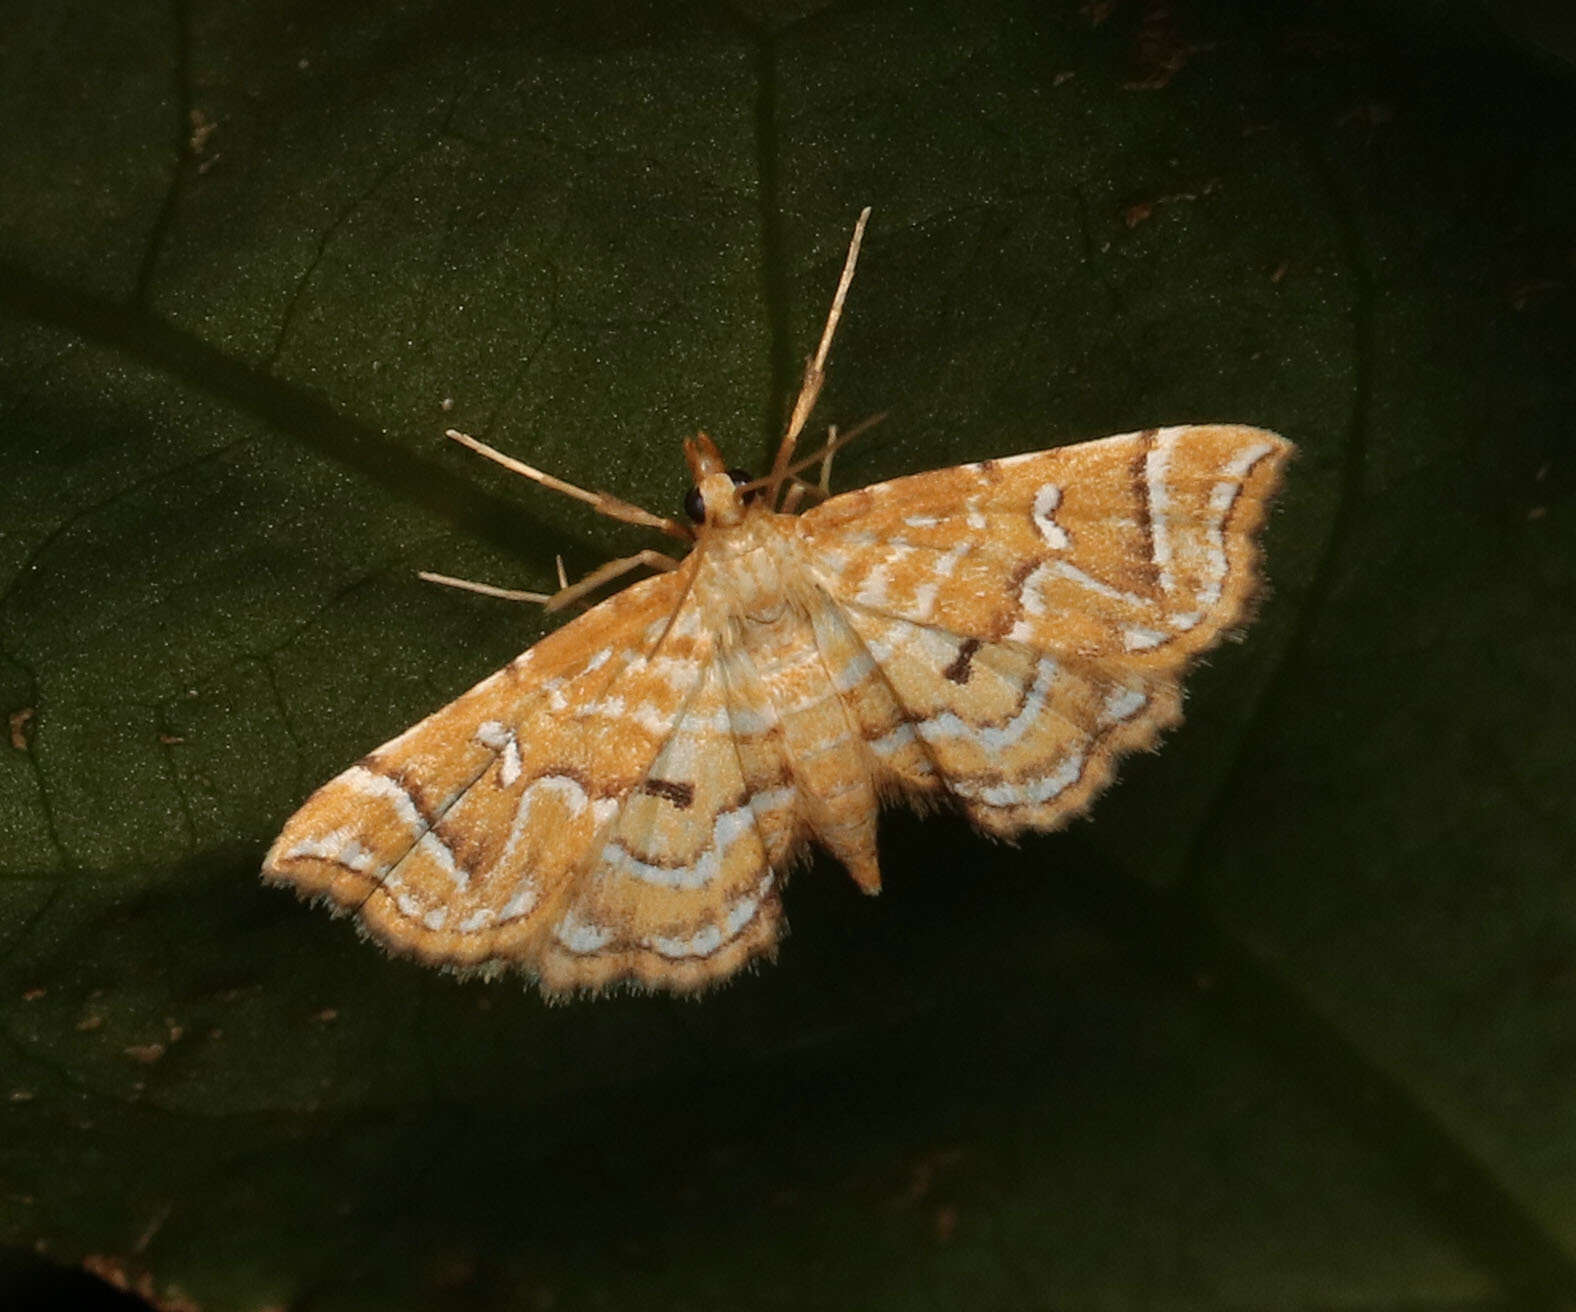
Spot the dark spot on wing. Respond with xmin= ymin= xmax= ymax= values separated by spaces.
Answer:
xmin=640 ymin=778 xmax=695 ymax=809
xmin=942 ymin=637 xmax=982 ymax=685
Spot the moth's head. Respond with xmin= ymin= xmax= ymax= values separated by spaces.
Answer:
xmin=682 ymin=432 xmax=754 ymax=530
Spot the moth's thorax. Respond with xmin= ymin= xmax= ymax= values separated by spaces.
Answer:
xmin=693 ymin=512 xmax=802 ymax=629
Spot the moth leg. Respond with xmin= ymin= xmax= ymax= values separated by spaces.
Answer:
xmin=445 ymin=428 xmax=692 ymax=543
xmin=767 ymin=207 xmax=871 ymax=507
xmin=545 ymin=549 xmax=681 ymax=613
xmin=816 ymin=423 xmax=839 ymax=495
xmin=418 ymin=548 xmax=678 ymax=612
xmin=771 ymin=410 xmax=887 ymax=492
xmin=417 ymin=571 xmax=551 ymax=605
xmin=780 ymin=474 xmax=833 ymax=516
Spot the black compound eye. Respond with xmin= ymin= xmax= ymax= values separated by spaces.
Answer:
xmin=683 ymin=484 xmax=706 ymax=524
xmin=727 ymin=468 xmax=758 ymax=502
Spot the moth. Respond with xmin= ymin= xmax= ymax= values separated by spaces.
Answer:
xmin=263 ymin=210 xmax=1291 ymax=997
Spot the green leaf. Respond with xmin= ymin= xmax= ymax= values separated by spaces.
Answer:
xmin=3 ymin=1 xmax=1574 ymax=1308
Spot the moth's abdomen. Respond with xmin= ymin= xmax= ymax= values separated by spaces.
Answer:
xmin=735 ymin=607 xmax=884 ymax=894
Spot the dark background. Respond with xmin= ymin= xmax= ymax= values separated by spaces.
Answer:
xmin=2 ymin=0 xmax=1573 ymax=1307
